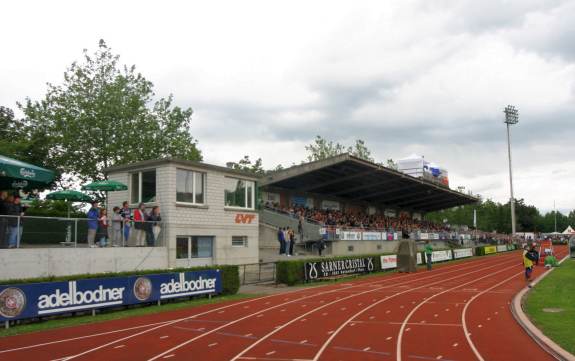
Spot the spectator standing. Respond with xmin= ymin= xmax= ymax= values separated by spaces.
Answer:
xmin=111 ymin=206 xmax=123 ymax=247
xmin=97 ymin=208 xmax=109 ymax=247
xmin=146 ymin=206 xmax=162 ymax=246
xmin=120 ymin=201 xmax=131 ymax=245
xmin=424 ymin=240 xmax=433 ymax=271
xmin=86 ymin=201 xmax=99 ymax=247
xmin=133 ymin=203 xmax=147 ymax=246
xmin=6 ymin=195 xmax=23 ymax=248
xmin=284 ymin=227 xmax=292 ymax=257
xmin=277 ymin=227 xmax=285 ymax=255
xmin=298 ymin=216 xmax=304 ymax=241
xmin=288 ymin=227 xmax=295 ymax=256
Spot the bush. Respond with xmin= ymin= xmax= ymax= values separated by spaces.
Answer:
xmin=276 ymin=253 xmax=387 ymax=286
xmin=0 ymin=265 xmax=240 ymax=296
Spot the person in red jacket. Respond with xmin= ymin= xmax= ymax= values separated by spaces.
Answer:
xmin=133 ymin=203 xmax=147 ymax=246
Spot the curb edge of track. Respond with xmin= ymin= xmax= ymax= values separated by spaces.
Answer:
xmin=510 ymin=255 xmax=575 ymax=361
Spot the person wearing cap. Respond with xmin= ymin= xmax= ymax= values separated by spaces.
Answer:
xmin=87 ymin=201 xmax=99 ymax=247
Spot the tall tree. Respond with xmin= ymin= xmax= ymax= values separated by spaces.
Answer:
xmin=19 ymin=39 xmax=201 ymax=184
xmin=226 ymin=155 xmax=265 ymax=175
xmin=305 ymin=136 xmax=374 ymax=162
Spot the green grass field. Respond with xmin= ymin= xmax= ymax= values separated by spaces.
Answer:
xmin=0 ymin=293 xmax=257 ymax=338
xmin=525 ymin=258 xmax=575 ymax=355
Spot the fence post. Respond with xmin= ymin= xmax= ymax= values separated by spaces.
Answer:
xmin=16 ymin=216 xmax=21 ymax=248
xmin=242 ymin=265 xmax=246 ymax=285
xmin=74 ymin=219 xmax=78 ymax=248
xmin=258 ymin=263 xmax=262 ymax=282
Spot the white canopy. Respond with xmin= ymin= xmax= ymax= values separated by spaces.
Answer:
xmin=562 ymin=225 xmax=575 ymax=234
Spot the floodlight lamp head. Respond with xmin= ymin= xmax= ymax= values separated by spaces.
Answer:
xmin=504 ymin=105 xmax=519 ymax=125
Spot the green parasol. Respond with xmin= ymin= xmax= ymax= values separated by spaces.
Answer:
xmin=81 ymin=180 xmax=128 ymax=192
xmin=0 ymin=154 xmax=55 ymax=190
xmin=46 ymin=190 xmax=93 ymax=218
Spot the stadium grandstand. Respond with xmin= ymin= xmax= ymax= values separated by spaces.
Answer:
xmin=258 ymin=153 xmax=479 ymax=258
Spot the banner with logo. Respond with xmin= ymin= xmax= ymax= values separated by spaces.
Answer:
xmin=362 ymin=232 xmax=382 ymax=241
xmin=305 ymin=257 xmax=375 ymax=280
xmin=496 ymin=245 xmax=508 ymax=253
xmin=484 ymin=246 xmax=497 ymax=254
xmin=380 ymin=255 xmax=398 ymax=269
xmin=453 ymin=248 xmax=473 ymax=259
xmin=0 ymin=270 xmax=221 ymax=322
xmin=341 ymin=231 xmax=361 ymax=241
xmin=431 ymin=250 xmax=453 ymax=262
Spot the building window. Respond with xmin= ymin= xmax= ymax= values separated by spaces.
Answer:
xmin=176 ymin=169 xmax=205 ymax=204
xmin=130 ymin=170 xmax=156 ymax=204
xmin=224 ymin=177 xmax=255 ymax=209
xmin=176 ymin=236 xmax=214 ymax=259
xmin=232 ymin=236 xmax=248 ymax=247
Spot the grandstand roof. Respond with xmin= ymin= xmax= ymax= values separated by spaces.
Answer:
xmin=259 ymin=154 xmax=478 ymax=212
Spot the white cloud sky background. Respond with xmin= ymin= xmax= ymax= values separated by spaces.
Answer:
xmin=1 ymin=0 xmax=574 ymax=213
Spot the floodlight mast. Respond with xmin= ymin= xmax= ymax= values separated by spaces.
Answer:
xmin=504 ymin=105 xmax=519 ymax=238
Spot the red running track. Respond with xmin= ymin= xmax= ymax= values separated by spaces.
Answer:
xmin=0 ymin=247 xmax=567 ymax=361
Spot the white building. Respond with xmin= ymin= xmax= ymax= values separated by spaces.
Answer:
xmin=106 ymin=158 xmax=260 ymax=267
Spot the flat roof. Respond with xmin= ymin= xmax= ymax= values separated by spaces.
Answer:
xmin=260 ymin=154 xmax=478 ymax=212
xmin=104 ymin=158 xmax=259 ymax=180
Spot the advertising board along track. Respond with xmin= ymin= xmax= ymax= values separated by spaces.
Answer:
xmin=305 ymin=257 xmax=375 ymax=280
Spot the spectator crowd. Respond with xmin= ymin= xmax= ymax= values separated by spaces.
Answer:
xmin=265 ymin=203 xmax=449 ymax=234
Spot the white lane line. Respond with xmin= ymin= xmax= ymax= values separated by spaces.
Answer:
xmin=230 ymin=257 xmax=507 ymax=361
xmin=208 ymin=343 xmax=218 ymax=347
xmin=266 ymin=351 xmax=276 ymax=356
xmin=160 ymin=336 xmax=169 ymax=339
xmin=396 ymin=260 xmax=521 ymax=361
xmin=162 ymin=355 xmax=175 ymax=359
xmin=462 ymin=270 xmax=523 ymax=361
xmin=113 ymin=345 xmax=125 ymax=349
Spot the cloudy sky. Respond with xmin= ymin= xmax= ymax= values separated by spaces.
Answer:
xmin=1 ymin=0 xmax=574 ymax=213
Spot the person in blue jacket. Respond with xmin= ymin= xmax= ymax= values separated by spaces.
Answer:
xmin=87 ymin=201 xmax=99 ymax=247
xmin=277 ymin=227 xmax=286 ymax=255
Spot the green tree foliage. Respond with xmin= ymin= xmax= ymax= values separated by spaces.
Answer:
xmin=305 ymin=136 xmax=374 ymax=162
xmin=226 ymin=155 xmax=265 ymax=175
xmin=19 ymin=40 xmax=201 ymax=184
xmin=425 ymin=198 xmax=573 ymax=233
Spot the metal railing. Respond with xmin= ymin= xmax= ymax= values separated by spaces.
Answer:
xmin=0 ymin=215 xmax=166 ymax=249
xmin=239 ymin=262 xmax=277 ymax=285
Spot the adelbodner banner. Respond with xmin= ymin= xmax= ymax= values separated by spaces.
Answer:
xmin=0 ymin=269 xmax=221 ymax=322
xmin=305 ymin=257 xmax=375 ymax=281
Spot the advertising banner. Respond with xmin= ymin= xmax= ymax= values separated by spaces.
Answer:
xmin=380 ymin=255 xmax=398 ymax=269
xmin=362 ymin=232 xmax=382 ymax=241
xmin=420 ymin=233 xmax=429 ymax=240
xmin=496 ymin=245 xmax=508 ymax=253
xmin=0 ymin=270 xmax=221 ymax=322
xmin=305 ymin=257 xmax=375 ymax=280
xmin=484 ymin=246 xmax=497 ymax=254
xmin=431 ymin=250 xmax=453 ymax=262
xmin=453 ymin=248 xmax=473 ymax=259
xmin=341 ymin=231 xmax=361 ymax=241
xmin=417 ymin=252 xmax=422 ymax=264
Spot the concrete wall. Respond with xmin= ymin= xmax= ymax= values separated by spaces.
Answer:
xmin=329 ymin=240 xmax=450 ymax=256
xmin=0 ymin=247 xmax=168 ymax=281
xmin=107 ymin=161 xmax=259 ymax=268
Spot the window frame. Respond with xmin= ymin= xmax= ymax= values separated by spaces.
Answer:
xmin=224 ymin=177 xmax=256 ymax=211
xmin=130 ymin=169 xmax=157 ymax=205
xmin=175 ymin=235 xmax=214 ymax=259
xmin=176 ymin=168 xmax=206 ymax=205
xmin=231 ymin=236 xmax=248 ymax=248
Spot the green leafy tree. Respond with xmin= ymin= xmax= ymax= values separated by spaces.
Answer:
xmin=19 ymin=39 xmax=201 ymax=184
xmin=305 ymin=136 xmax=374 ymax=162
xmin=226 ymin=155 xmax=265 ymax=175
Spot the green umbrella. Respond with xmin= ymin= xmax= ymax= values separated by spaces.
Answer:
xmin=0 ymin=154 xmax=55 ymax=190
xmin=81 ymin=180 xmax=128 ymax=191
xmin=46 ymin=190 xmax=93 ymax=218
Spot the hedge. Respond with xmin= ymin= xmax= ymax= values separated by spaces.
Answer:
xmin=0 ymin=265 xmax=240 ymax=296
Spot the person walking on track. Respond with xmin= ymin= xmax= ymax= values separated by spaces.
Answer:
xmin=424 ymin=240 xmax=433 ymax=271
xmin=523 ymin=244 xmax=537 ymax=284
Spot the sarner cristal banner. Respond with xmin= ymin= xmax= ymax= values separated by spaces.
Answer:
xmin=0 ymin=269 xmax=221 ymax=322
xmin=305 ymin=257 xmax=375 ymax=281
